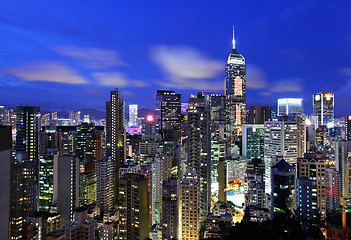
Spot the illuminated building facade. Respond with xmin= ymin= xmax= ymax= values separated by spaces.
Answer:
xmin=264 ymin=121 xmax=298 ymax=193
xmin=97 ymin=157 xmax=115 ymax=212
xmin=180 ymin=166 xmax=199 ymax=240
xmin=39 ymin=150 xmax=59 ymax=211
xmin=15 ymin=106 xmax=41 ymax=161
xmin=187 ymin=93 xmax=211 ymax=223
xmin=313 ymin=92 xmax=334 ymax=126
xmin=297 ymin=156 xmax=326 ymax=221
xmin=277 ymin=98 xmax=303 ymax=116
xmin=156 ymin=90 xmax=181 ymax=132
xmin=118 ymin=173 xmax=149 ymax=240
xmin=162 ymin=177 xmax=179 ymax=240
xmin=129 ymin=104 xmax=138 ymax=126
xmin=242 ymin=124 xmax=265 ymax=160
xmin=106 ymin=89 xmax=126 ymax=206
xmin=224 ymin=28 xmax=246 ymax=141
xmin=346 ymin=115 xmax=351 ymax=141
xmin=271 ymin=159 xmax=295 ymax=217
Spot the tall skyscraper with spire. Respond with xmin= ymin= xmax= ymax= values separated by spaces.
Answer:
xmin=225 ymin=26 xmax=246 ymax=142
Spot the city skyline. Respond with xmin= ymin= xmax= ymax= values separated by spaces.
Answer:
xmin=0 ymin=1 xmax=350 ymax=115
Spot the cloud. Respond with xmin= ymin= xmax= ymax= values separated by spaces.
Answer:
xmin=92 ymin=72 xmax=147 ymax=87
xmin=339 ymin=67 xmax=351 ymax=76
xmin=150 ymin=45 xmax=223 ymax=90
xmin=54 ymin=46 xmax=126 ymax=69
xmin=259 ymin=91 xmax=273 ymax=96
xmin=246 ymin=64 xmax=267 ymax=89
xmin=1 ymin=61 xmax=87 ymax=84
xmin=271 ymin=78 xmax=303 ymax=93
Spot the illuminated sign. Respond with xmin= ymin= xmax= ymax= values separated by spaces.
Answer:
xmin=348 ymin=116 xmax=351 ymax=121
xmin=147 ymin=115 xmax=154 ymax=122
xmin=315 ymin=95 xmax=321 ymax=101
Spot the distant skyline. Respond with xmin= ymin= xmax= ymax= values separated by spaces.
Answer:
xmin=0 ymin=0 xmax=350 ymax=115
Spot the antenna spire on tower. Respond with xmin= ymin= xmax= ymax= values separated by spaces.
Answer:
xmin=232 ymin=25 xmax=236 ymax=49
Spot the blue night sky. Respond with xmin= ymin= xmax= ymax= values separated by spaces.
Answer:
xmin=0 ymin=0 xmax=350 ymax=115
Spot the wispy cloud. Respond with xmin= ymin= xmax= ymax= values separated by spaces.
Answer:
xmin=271 ymin=78 xmax=303 ymax=93
xmin=246 ymin=64 xmax=267 ymax=89
xmin=92 ymin=72 xmax=147 ymax=87
xmin=1 ymin=61 xmax=87 ymax=84
xmin=54 ymin=46 xmax=126 ymax=69
xmin=339 ymin=67 xmax=351 ymax=76
xmin=150 ymin=45 xmax=223 ymax=90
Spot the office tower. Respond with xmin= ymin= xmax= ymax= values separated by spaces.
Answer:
xmin=39 ymin=126 xmax=58 ymax=154
xmin=142 ymin=115 xmax=159 ymax=136
xmin=346 ymin=116 xmax=351 ymax=141
xmin=326 ymin=167 xmax=340 ymax=211
xmin=335 ymin=140 xmax=351 ymax=207
xmin=96 ymin=157 xmax=115 ymax=212
xmin=313 ymin=92 xmax=334 ymax=126
xmin=79 ymin=172 xmax=97 ymax=206
xmin=242 ymin=124 xmax=264 ymax=160
xmin=271 ymin=159 xmax=295 ymax=217
xmin=64 ymin=208 xmax=95 ymax=240
xmin=205 ymin=94 xmax=227 ymax=201
xmin=277 ymin=98 xmax=303 ymax=116
xmin=218 ymin=158 xmax=227 ymax=202
xmin=53 ymin=156 xmax=80 ymax=225
xmin=296 ymin=177 xmax=315 ymax=220
xmin=246 ymin=159 xmax=266 ymax=208
xmin=10 ymin=159 xmax=36 ymax=239
xmin=15 ymin=106 xmax=41 ymax=161
xmin=248 ymin=106 xmax=272 ymax=124
xmin=39 ymin=150 xmax=59 ymax=211
xmin=118 ymin=173 xmax=149 ymax=240
xmin=162 ymin=177 xmax=179 ymax=240
xmin=152 ymin=154 xmax=172 ymax=224
xmin=26 ymin=212 xmax=61 ymax=239
xmin=0 ymin=126 xmax=11 ymax=239
xmin=129 ymin=104 xmax=138 ymax=126
xmin=106 ymin=89 xmax=126 ymax=206
xmin=156 ymin=90 xmax=181 ymax=132
xmin=264 ymin=121 xmax=298 ymax=193
xmin=224 ymin=28 xmax=246 ymax=141
xmin=180 ymin=166 xmax=199 ymax=240
xmin=187 ymin=93 xmax=211 ymax=223
xmin=56 ymin=126 xmax=76 ymax=156
xmin=297 ymin=156 xmax=326 ymax=221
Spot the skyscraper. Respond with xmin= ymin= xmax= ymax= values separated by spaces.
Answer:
xmin=15 ymin=106 xmax=41 ymax=161
xmin=313 ymin=92 xmax=334 ymax=126
xmin=156 ymin=90 xmax=181 ymax=138
xmin=277 ymin=98 xmax=303 ymax=116
xmin=129 ymin=104 xmax=138 ymax=126
xmin=248 ymin=106 xmax=272 ymax=124
xmin=225 ymin=27 xmax=246 ymax=141
xmin=106 ymin=89 xmax=126 ymax=206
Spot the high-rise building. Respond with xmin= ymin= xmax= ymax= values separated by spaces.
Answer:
xmin=39 ymin=150 xmax=59 ymax=211
xmin=277 ymin=98 xmax=303 ymax=116
xmin=187 ymin=93 xmax=211 ymax=223
xmin=15 ymin=106 xmax=41 ymax=161
xmin=106 ymin=89 xmax=126 ymax=206
xmin=225 ymin=28 xmax=246 ymax=140
xmin=129 ymin=104 xmax=138 ymax=126
xmin=271 ymin=159 xmax=295 ymax=217
xmin=162 ymin=177 xmax=179 ymax=240
xmin=118 ymin=173 xmax=149 ymax=240
xmin=248 ymin=106 xmax=272 ymax=124
xmin=0 ymin=126 xmax=11 ymax=240
xmin=26 ymin=212 xmax=61 ymax=240
xmin=296 ymin=177 xmax=315 ymax=220
xmin=242 ymin=124 xmax=265 ymax=160
xmin=53 ymin=156 xmax=80 ymax=225
xmin=97 ymin=157 xmax=115 ymax=212
xmin=346 ymin=116 xmax=351 ymax=141
xmin=156 ymin=90 xmax=181 ymax=132
xmin=335 ymin=140 xmax=351 ymax=209
xmin=297 ymin=156 xmax=326 ymax=221
xmin=246 ymin=159 xmax=266 ymax=208
xmin=264 ymin=121 xmax=298 ymax=193
xmin=313 ymin=92 xmax=334 ymax=126
xmin=10 ymin=159 xmax=36 ymax=239
xmin=180 ymin=166 xmax=199 ymax=240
